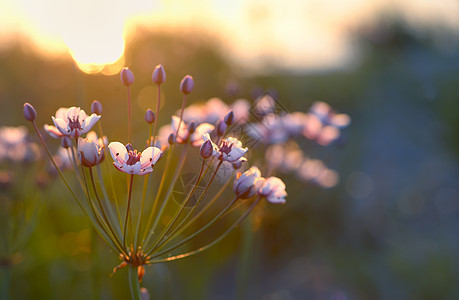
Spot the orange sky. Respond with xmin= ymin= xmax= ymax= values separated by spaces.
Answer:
xmin=1 ymin=0 xmax=458 ymax=74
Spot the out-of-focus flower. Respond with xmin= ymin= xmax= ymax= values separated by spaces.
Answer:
xmin=265 ymin=142 xmax=304 ymax=173
xmin=48 ymin=107 xmax=101 ymax=138
xmin=297 ymin=158 xmax=339 ymax=188
xmin=258 ymin=177 xmax=287 ymax=204
xmin=254 ymin=93 xmax=276 ymax=116
xmin=303 ymin=101 xmax=350 ymax=146
xmin=86 ymin=131 xmax=107 ymax=148
xmin=170 ymin=116 xmax=214 ymax=147
xmin=180 ymin=97 xmax=250 ymax=125
xmin=0 ymin=126 xmax=40 ymax=163
xmin=50 ymin=147 xmax=73 ymax=173
xmin=78 ymin=135 xmax=105 ymax=167
xmin=108 ymin=142 xmax=162 ymax=175
xmin=233 ymin=166 xmax=265 ymax=199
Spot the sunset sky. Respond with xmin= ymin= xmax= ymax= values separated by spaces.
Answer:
xmin=1 ymin=0 xmax=458 ymax=73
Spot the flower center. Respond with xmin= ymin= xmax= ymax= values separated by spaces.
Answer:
xmin=68 ymin=116 xmax=82 ymax=132
xmin=219 ymin=140 xmax=233 ymax=155
xmin=126 ymin=150 xmax=141 ymax=165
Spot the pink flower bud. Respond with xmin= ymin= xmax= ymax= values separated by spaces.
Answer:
xmin=217 ymin=121 xmax=227 ymax=136
xmin=188 ymin=121 xmax=197 ymax=134
xmin=120 ymin=67 xmax=135 ymax=86
xmin=61 ymin=136 xmax=72 ymax=148
xmin=144 ymin=109 xmax=156 ymax=124
xmin=91 ymin=100 xmax=103 ymax=115
xmin=168 ymin=133 xmax=175 ymax=145
xmin=233 ymin=166 xmax=265 ymax=199
xmin=180 ymin=75 xmax=194 ymax=94
xmin=224 ymin=110 xmax=234 ymax=125
xmin=23 ymin=103 xmax=36 ymax=122
xmin=125 ymin=143 xmax=134 ymax=152
xmin=200 ymin=140 xmax=213 ymax=159
xmin=152 ymin=64 xmax=166 ymax=85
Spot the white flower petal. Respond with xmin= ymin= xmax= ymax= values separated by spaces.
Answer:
xmin=53 ymin=117 xmax=70 ymax=135
xmin=108 ymin=142 xmax=127 ymax=164
xmin=81 ymin=114 xmax=101 ymax=134
xmin=140 ymin=146 xmax=162 ymax=168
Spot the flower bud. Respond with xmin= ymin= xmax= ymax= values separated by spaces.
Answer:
xmin=125 ymin=143 xmax=134 ymax=152
xmin=233 ymin=166 xmax=265 ymax=199
xmin=168 ymin=133 xmax=175 ymax=145
xmin=78 ymin=137 xmax=104 ymax=167
xmin=152 ymin=64 xmax=166 ymax=85
xmin=91 ymin=100 xmax=103 ymax=115
xmin=224 ymin=110 xmax=235 ymax=126
xmin=188 ymin=121 xmax=197 ymax=134
xmin=200 ymin=140 xmax=213 ymax=159
xmin=217 ymin=121 xmax=227 ymax=136
xmin=179 ymin=75 xmax=194 ymax=94
xmin=120 ymin=67 xmax=135 ymax=86
xmin=144 ymin=109 xmax=156 ymax=124
xmin=23 ymin=103 xmax=36 ymax=122
xmin=61 ymin=136 xmax=72 ymax=149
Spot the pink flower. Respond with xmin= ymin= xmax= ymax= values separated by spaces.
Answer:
xmin=258 ymin=177 xmax=287 ymax=204
xmin=49 ymin=107 xmax=101 ymax=138
xmin=203 ymin=134 xmax=248 ymax=166
xmin=233 ymin=166 xmax=265 ymax=199
xmin=108 ymin=142 xmax=162 ymax=175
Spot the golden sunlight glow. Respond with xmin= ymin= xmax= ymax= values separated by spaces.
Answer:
xmin=1 ymin=0 xmax=458 ymax=73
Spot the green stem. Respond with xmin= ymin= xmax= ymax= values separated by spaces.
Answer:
xmin=123 ymin=175 xmax=135 ymax=248
xmin=159 ymin=169 xmax=234 ymax=246
xmin=97 ymin=122 xmax=122 ymax=227
xmin=147 ymin=197 xmax=262 ymax=264
xmin=152 ymin=84 xmax=161 ymax=146
xmin=89 ymin=168 xmax=124 ymax=252
xmin=1 ymin=267 xmax=11 ymax=300
xmin=143 ymin=144 xmax=188 ymax=248
xmin=128 ymin=266 xmax=142 ymax=300
xmin=127 ymin=86 xmax=132 ymax=144
xmin=236 ymin=215 xmax=254 ymax=300
xmin=140 ymin=144 xmax=175 ymax=244
xmin=151 ymin=195 xmax=239 ymax=258
xmin=148 ymin=160 xmax=222 ymax=253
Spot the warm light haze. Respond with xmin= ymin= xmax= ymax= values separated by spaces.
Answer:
xmin=1 ymin=0 xmax=458 ymax=74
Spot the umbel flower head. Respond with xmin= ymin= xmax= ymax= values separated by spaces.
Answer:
xmin=46 ymin=107 xmax=101 ymax=138
xmin=108 ymin=142 xmax=162 ymax=175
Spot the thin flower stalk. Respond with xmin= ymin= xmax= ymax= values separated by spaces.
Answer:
xmin=148 ymin=160 xmax=224 ymax=253
xmin=147 ymin=196 xmax=262 ymax=264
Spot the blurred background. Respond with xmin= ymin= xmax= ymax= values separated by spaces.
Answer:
xmin=1 ymin=0 xmax=459 ymax=299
